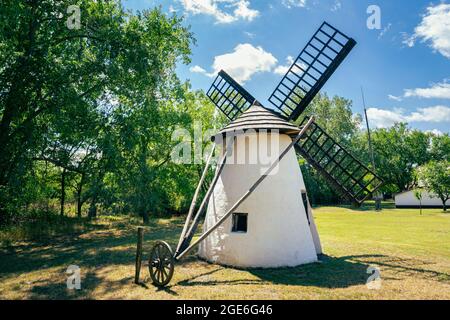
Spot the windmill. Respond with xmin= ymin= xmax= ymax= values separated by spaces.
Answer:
xmin=147 ymin=22 xmax=383 ymax=287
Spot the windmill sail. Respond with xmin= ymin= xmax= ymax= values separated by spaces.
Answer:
xmin=296 ymin=117 xmax=383 ymax=205
xmin=207 ymin=70 xmax=256 ymax=121
xmin=269 ymin=22 xmax=356 ymax=122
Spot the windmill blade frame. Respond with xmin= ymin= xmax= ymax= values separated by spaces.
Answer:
xmin=269 ymin=21 xmax=356 ymax=122
xmin=295 ymin=117 xmax=383 ymax=206
xmin=207 ymin=70 xmax=256 ymax=121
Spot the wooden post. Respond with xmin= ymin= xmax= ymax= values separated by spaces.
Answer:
xmin=134 ymin=227 xmax=144 ymax=284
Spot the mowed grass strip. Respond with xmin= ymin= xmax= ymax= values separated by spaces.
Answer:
xmin=0 ymin=206 xmax=449 ymax=300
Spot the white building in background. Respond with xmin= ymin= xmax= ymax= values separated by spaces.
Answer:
xmin=395 ymin=190 xmax=444 ymax=208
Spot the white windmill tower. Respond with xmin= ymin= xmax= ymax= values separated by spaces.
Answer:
xmin=148 ymin=22 xmax=383 ymax=286
xmin=198 ymin=103 xmax=322 ymax=267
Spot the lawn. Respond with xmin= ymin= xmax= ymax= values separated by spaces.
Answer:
xmin=0 ymin=206 xmax=449 ymax=300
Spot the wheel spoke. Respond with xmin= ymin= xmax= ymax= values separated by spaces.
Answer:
xmin=149 ymin=241 xmax=174 ymax=287
xmin=156 ymin=268 xmax=161 ymax=282
xmin=161 ymin=266 xmax=168 ymax=279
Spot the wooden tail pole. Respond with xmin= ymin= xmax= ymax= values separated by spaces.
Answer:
xmin=176 ymin=145 xmax=216 ymax=253
xmin=134 ymin=227 xmax=144 ymax=284
xmin=176 ymin=117 xmax=315 ymax=260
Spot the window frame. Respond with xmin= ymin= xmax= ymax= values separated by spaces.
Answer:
xmin=231 ymin=212 xmax=248 ymax=233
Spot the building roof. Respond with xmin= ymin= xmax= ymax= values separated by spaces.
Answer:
xmin=213 ymin=102 xmax=301 ymax=139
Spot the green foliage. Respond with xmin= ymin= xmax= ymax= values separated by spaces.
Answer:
xmin=413 ymin=189 xmax=423 ymax=201
xmin=429 ymin=134 xmax=450 ymax=161
xmin=416 ymin=161 xmax=450 ymax=211
xmin=296 ymin=93 xmax=362 ymax=145
xmin=354 ymin=123 xmax=432 ymax=195
xmin=0 ymin=1 xmax=197 ymax=223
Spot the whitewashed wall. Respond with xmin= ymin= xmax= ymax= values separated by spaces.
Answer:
xmin=395 ymin=190 xmax=444 ymax=207
xmin=198 ymin=132 xmax=319 ymax=268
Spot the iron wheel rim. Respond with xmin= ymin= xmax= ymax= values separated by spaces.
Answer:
xmin=149 ymin=241 xmax=174 ymax=287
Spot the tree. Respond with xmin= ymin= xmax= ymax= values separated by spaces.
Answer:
xmin=366 ymin=124 xmax=430 ymax=194
xmin=0 ymin=1 xmax=194 ymax=222
xmin=429 ymin=133 xmax=450 ymax=162
xmin=296 ymin=93 xmax=362 ymax=146
xmin=416 ymin=161 xmax=450 ymax=212
xmin=413 ymin=189 xmax=423 ymax=215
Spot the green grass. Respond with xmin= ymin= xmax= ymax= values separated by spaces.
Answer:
xmin=0 ymin=206 xmax=449 ymax=300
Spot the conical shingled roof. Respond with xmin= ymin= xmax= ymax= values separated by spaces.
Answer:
xmin=215 ymin=102 xmax=301 ymax=138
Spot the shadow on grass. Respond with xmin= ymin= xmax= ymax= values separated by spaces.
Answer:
xmin=0 ymin=220 xmax=181 ymax=275
xmin=349 ymin=254 xmax=450 ymax=282
xmin=177 ymin=254 xmax=450 ymax=289
xmin=0 ymin=218 xmax=184 ymax=299
xmin=177 ymin=255 xmax=369 ymax=288
xmin=27 ymin=270 xmax=104 ymax=299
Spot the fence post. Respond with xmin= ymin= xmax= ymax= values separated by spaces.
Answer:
xmin=134 ymin=227 xmax=144 ymax=284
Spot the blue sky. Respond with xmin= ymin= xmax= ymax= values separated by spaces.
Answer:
xmin=123 ymin=0 xmax=450 ymax=134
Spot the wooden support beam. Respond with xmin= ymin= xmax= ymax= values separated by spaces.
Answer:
xmin=176 ymin=145 xmax=216 ymax=254
xmin=175 ymin=137 xmax=235 ymax=257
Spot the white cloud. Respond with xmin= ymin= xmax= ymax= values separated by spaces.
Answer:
xmin=388 ymin=94 xmax=403 ymax=102
xmin=244 ymin=31 xmax=255 ymax=38
xmin=189 ymin=65 xmax=208 ymax=74
xmin=405 ymin=4 xmax=450 ymax=58
xmin=407 ymin=105 xmax=450 ymax=123
xmin=282 ymin=0 xmax=307 ymax=9
xmin=366 ymin=108 xmax=405 ymax=128
xmin=180 ymin=0 xmax=259 ymax=24
xmin=401 ymin=32 xmax=416 ymax=48
xmin=378 ymin=23 xmax=392 ymax=40
xmin=209 ymin=43 xmax=278 ymax=83
xmin=169 ymin=5 xmax=177 ymax=13
xmin=367 ymin=105 xmax=450 ymax=128
xmin=274 ymin=56 xmax=294 ymax=75
xmin=389 ymin=80 xmax=450 ymax=101
xmin=331 ymin=0 xmax=342 ymax=12
xmin=425 ymin=129 xmax=444 ymax=136
xmin=404 ymin=81 xmax=450 ymax=99
xmin=233 ymin=0 xmax=259 ymax=21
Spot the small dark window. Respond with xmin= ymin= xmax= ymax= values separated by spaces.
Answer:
xmin=232 ymin=213 xmax=248 ymax=233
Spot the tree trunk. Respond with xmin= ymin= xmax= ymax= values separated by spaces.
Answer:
xmin=76 ymin=187 xmax=83 ymax=218
xmin=88 ymin=197 xmax=97 ymax=219
xmin=60 ymin=168 xmax=66 ymax=216
xmin=142 ymin=210 xmax=149 ymax=224
xmin=443 ymin=199 xmax=447 ymax=212
xmin=76 ymin=173 xmax=85 ymax=218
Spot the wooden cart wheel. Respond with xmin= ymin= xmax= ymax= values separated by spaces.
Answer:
xmin=149 ymin=241 xmax=174 ymax=287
